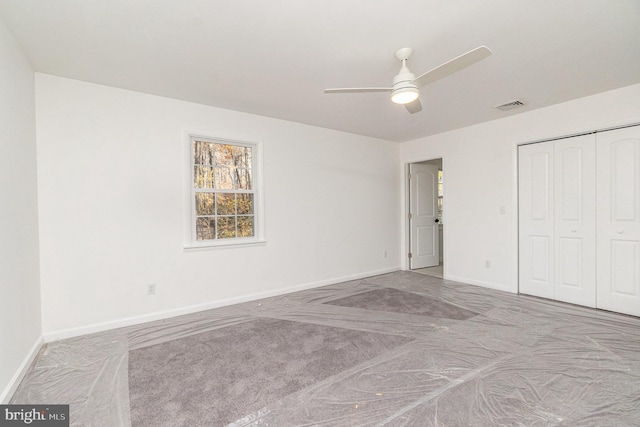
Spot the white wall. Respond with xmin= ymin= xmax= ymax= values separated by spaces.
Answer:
xmin=401 ymin=83 xmax=640 ymax=293
xmin=0 ymin=19 xmax=42 ymax=402
xmin=36 ymin=74 xmax=401 ymax=338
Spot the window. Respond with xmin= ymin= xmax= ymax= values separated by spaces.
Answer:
xmin=188 ymin=136 xmax=262 ymax=246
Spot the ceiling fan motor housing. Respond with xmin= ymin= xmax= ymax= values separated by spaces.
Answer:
xmin=391 ymin=66 xmax=419 ymax=104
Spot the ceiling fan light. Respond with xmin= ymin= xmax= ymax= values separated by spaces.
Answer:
xmin=391 ymin=87 xmax=419 ymax=104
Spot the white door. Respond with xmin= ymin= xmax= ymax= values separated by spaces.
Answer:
xmin=596 ymin=127 xmax=640 ymax=317
xmin=553 ymin=135 xmax=596 ymax=307
xmin=519 ymin=136 xmax=597 ymax=306
xmin=409 ymin=163 xmax=439 ymax=269
xmin=519 ymin=142 xmax=555 ymax=299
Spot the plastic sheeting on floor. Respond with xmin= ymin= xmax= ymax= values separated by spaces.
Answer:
xmin=11 ymin=271 xmax=640 ymax=426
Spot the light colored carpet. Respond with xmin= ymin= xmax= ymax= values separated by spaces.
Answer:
xmin=11 ymin=271 xmax=640 ymax=426
xmin=128 ymin=318 xmax=412 ymax=426
xmin=325 ymin=287 xmax=477 ymax=320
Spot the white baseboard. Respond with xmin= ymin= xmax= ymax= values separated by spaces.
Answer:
xmin=43 ymin=267 xmax=401 ymax=342
xmin=445 ymin=274 xmax=516 ymax=294
xmin=1 ymin=335 xmax=43 ymax=403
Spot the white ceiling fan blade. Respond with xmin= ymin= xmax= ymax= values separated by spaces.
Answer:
xmin=404 ymin=99 xmax=422 ymax=114
xmin=324 ymin=87 xmax=392 ymax=94
xmin=413 ymin=46 xmax=492 ymax=88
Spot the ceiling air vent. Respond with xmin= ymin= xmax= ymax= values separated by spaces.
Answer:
xmin=495 ymin=100 xmax=525 ymax=111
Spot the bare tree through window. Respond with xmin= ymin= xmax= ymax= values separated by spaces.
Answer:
xmin=192 ymin=138 xmax=255 ymax=240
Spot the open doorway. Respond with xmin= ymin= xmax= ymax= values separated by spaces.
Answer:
xmin=408 ymin=158 xmax=444 ymax=278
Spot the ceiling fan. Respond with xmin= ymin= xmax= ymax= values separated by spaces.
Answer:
xmin=324 ymin=46 xmax=492 ymax=114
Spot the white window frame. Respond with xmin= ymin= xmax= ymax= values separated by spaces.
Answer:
xmin=183 ymin=133 xmax=265 ymax=250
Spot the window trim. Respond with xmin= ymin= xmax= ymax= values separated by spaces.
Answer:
xmin=183 ymin=132 xmax=265 ymax=250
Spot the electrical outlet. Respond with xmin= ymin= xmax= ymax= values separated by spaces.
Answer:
xmin=485 ymin=260 xmax=491 ymax=269
xmin=384 ymin=250 xmax=388 ymax=258
xmin=499 ymin=206 xmax=506 ymax=215
xmin=147 ymin=283 xmax=156 ymax=295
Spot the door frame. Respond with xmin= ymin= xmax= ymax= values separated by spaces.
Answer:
xmin=405 ymin=157 xmax=445 ymax=274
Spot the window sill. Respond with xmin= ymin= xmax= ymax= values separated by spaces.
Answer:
xmin=183 ymin=239 xmax=267 ymax=251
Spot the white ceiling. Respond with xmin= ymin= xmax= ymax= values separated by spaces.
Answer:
xmin=2 ymin=1 xmax=640 ymax=142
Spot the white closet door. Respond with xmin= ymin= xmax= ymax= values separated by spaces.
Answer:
xmin=519 ymin=142 xmax=555 ymax=299
xmin=553 ymin=135 xmax=596 ymax=307
xmin=596 ymin=127 xmax=640 ymax=317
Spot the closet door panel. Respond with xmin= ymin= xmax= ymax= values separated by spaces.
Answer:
xmin=597 ymin=127 xmax=640 ymax=317
xmin=554 ymin=135 xmax=596 ymax=307
xmin=519 ymin=142 xmax=555 ymax=299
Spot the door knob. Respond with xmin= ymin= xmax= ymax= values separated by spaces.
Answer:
xmin=617 ymin=229 xmax=624 ymax=234
xmin=435 ymin=218 xmax=440 ymax=223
